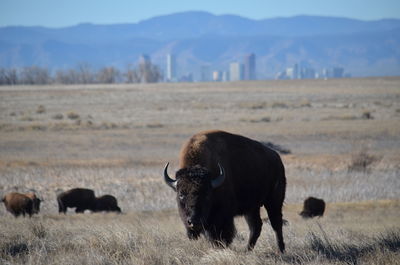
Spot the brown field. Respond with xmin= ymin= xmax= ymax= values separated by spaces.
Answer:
xmin=0 ymin=77 xmax=399 ymax=264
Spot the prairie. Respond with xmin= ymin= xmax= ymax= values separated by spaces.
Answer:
xmin=0 ymin=77 xmax=399 ymax=264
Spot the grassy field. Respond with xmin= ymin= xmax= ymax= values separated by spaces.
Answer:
xmin=0 ymin=77 xmax=399 ymax=264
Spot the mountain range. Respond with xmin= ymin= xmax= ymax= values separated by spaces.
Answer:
xmin=1 ymin=11 xmax=399 ymax=79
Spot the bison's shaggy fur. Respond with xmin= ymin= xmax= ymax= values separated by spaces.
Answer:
xmin=57 ymin=188 xmax=96 ymax=214
xmin=300 ymin=197 xmax=326 ymax=218
xmin=2 ymin=192 xmax=35 ymax=217
xmin=94 ymin=195 xmax=121 ymax=213
xmin=164 ymin=130 xmax=286 ymax=252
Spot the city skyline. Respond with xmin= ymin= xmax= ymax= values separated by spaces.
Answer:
xmin=1 ymin=13 xmax=398 ymax=79
xmin=160 ymin=53 xmax=347 ymax=82
xmin=1 ymin=1 xmax=400 ymax=27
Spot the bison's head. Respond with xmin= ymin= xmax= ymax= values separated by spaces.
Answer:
xmin=164 ymin=163 xmax=225 ymax=236
xmin=32 ymin=198 xmax=41 ymax=214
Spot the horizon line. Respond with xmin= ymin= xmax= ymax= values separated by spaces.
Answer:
xmin=1 ymin=10 xmax=399 ymax=28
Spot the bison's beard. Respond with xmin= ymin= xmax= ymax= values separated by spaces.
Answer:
xmin=187 ymin=228 xmax=201 ymax=240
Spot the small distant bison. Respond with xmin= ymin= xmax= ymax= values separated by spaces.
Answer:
xmin=57 ymin=188 xmax=96 ymax=214
xmin=94 ymin=195 xmax=121 ymax=213
xmin=300 ymin=197 xmax=326 ymax=218
xmin=57 ymin=188 xmax=121 ymax=214
xmin=2 ymin=192 xmax=42 ymax=217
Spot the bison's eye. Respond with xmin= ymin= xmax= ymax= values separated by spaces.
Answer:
xmin=179 ymin=194 xmax=185 ymax=201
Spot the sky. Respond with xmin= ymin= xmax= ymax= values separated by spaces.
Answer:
xmin=1 ymin=0 xmax=400 ymax=28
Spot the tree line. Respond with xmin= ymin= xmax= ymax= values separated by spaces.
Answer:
xmin=0 ymin=62 xmax=162 ymax=85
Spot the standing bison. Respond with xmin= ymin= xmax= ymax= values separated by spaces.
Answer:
xmin=26 ymin=192 xmax=42 ymax=214
xmin=164 ymin=130 xmax=286 ymax=252
xmin=57 ymin=188 xmax=96 ymax=214
xmin=300 ymin=197 xmax=326 ymax=218
xmin=94 ymin=195 xmax=121 ymax=213
xmin=2 ymin=192 xmax=41 ymax=217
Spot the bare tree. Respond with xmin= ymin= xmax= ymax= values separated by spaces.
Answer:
xmin=124 ymin=64 xmax=140 ymax=83
xmin=55 ymin=69 xmax=80 ymax=84
xmin=138 ymin=62 xmax=162 ymax=83
xmin=19 ymin=66 xmax=51 ymax=85
xmin=76 ymin=62 xmax=94 ymax=84
xmin=0 ymin=68 xmax=18 ymax=85
xmin=97 ymin=67 xmax=120 ymax=84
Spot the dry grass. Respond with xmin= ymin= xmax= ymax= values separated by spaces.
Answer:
xmin=0 ymin=77 xmax=399 ymax=264
xmin=348 ymin=148 xmax=382 ymax=172
xmin=0 ymin=200 xmax=399 ymax=265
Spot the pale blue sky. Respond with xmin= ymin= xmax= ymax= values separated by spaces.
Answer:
xmin=1 ymin=0 xmax=400 ymax=27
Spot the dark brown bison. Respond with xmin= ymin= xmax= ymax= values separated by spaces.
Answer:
xmin=2 ymin=192 xmax=41 ymax=217
xmin=300 ymin=197 xmax=326 ymax=218
xmin=94 ymin=195 xmax=121 ymax=213
xmin=26 ymin=192 xmax=42 ymax=214
xmin=57 ymin=188 xmax=96 ymax=214
xmin=164 ymin=130 xmax=286 ymax=252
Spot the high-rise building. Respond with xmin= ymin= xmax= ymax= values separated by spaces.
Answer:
xmin=139 ymin=54 xmax=151 ymax=66
xmin=166 ymin=53 xmax=177 ymax=82
xmin=243 ymin=53 xmax=256 ymax=80
xmin=229 ymin=62 xmax=244 ymax=81
xmin=222 ymin=71 xmax=229 ymax=82
xmin=200 ymin=65 xmax=211 ymax=82
xmin=212 ymin=71 xmax=223 ymax=82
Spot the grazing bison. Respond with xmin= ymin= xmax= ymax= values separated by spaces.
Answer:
xmin=300 ymin=197 xmax=326 ymax=218
xmin=57 ymin=188 xmax=96 ymax=214
xmin=164 ymin=130 xmax=286 ymax=252
xmin=2 ymin=192 xmax=37 ymax=217
xmin=26 ymin=192 xmax=42 ymax=214
xmin=94 ymin=195 xmax=121 ymax=213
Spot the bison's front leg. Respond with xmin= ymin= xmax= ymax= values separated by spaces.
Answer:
xmin=205 ymin=217 xmax=236 ymax=247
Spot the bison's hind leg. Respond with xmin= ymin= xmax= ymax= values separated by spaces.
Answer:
xmin=264 ymin=200 xmax=285 ymax=253
xmin=245 ymin=209 xmax=263 ymax=250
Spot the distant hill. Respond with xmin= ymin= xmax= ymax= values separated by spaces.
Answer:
xmin=0 ymin=11 xmax=399 ymax=79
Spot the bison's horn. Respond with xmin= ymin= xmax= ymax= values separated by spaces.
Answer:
xmin=164 ymin=162 xmax=177 ymax=191
xmin=211 ymin=163 xmax=225 ymax=188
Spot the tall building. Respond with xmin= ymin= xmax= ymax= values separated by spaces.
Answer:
xmin=222 ymin=71 xmax=229 ymax=82
xmin=138 ymin=54 xmax=151 ymax=83
xmin=139 ymin=54 xmax=151 ymax=66
xmin=166 ymin=53 xmax=177 ymax=82
xmin=229 ymin=62 xmax=244 ymax=81
xmin=212 ymin=71 xmax=223 ymax=82
xmin=200 ymin=65 xmax=211 ymax=82
xmin=243 ymin=53 xmax=256 ymax=80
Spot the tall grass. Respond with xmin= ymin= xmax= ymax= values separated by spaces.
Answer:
xmin=0 ymin=211 xmax=399 ymax=264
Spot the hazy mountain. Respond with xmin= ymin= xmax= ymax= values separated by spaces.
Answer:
xmin=0 ymin=11 xmax=399 ymax=78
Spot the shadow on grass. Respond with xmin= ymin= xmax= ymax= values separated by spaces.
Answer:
xmin=309 ymin=228 xmax=400 ymax=265
xmin=2 ymin=243 xmax=29 ymax=257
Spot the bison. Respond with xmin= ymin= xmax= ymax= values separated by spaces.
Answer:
xmin=164 ymin=130 xmax=286 ymax=252
xmin=57 ymin=188 xmax=96 ymax=214
xmin=2 ymin=192 xmax=41 ymax=217
xmin=300 ymin=197 xmax=326 ymax=218
xmin=94 ymin=195 xmax=122 ymax=213
xmin=26 ymin=192 xmax=42 ymax=214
